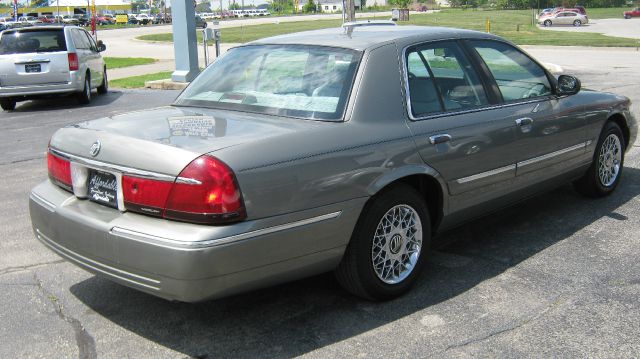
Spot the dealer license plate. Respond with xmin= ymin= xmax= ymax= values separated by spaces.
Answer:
xmin=25 ymin=64 xmax=41 ymax=73
xmin=88 ymin=170 xmax=118 ymax=208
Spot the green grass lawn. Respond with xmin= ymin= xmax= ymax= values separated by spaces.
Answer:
xmin=137 ymin=8 xmax=639 ymax=47
xmin=109 ymin=71 xmax=172 ymax=88
xmin=104 ymin=57 xmax=157 ymax=69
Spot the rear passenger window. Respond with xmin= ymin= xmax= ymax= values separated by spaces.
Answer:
xmin=71 ymin=29 xmax=90 ymax=50
xmin=470 ymin=40 xmax=552 ymax=102
xmin=406 ymin=41 xmax=489 ymax=118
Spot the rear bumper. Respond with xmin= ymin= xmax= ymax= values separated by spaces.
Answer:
xmin=29 ymin=180 xmax=365 ymax=302
xmin=0 ymin=72 xmax=83 ymax=98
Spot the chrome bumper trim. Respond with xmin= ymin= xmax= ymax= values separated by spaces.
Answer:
xmin=110 ymin=211 xmax=343 ymax=250
xmin=35 ymin=229 xmax=161 ymax=290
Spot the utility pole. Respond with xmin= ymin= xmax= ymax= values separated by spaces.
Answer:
xmin=344 ymin=0 xmax=355 ymax=22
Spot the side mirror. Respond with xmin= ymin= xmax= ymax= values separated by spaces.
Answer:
xmin=557 ymin=75 xmax=580 ymax=96
xmin=97 ymin=40 xmax=106 ymax=52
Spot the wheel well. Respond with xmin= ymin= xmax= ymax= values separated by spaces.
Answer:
xmin=376 ymin=175 xmax=444 ymax=233
xmin=608 ymin=113 xmax=630 ymax=149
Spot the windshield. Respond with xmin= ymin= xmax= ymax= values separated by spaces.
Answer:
xmin=175 ymin=45 xmax=361 ymax=121
xmin=0 ymin=29 xmax=67 ymax=55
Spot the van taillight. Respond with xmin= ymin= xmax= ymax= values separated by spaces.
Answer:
xmin=68 ymin=52 xmax=79 ymax=71
xmin=47 ymin=152 xmax=72 ymax=191
xmin=122 ymin=155 xmax=246 ymax=224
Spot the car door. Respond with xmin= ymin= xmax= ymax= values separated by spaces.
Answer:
xmin=81 ymin=30 xmax=104 ymax=87
xmin=403 ymin=40 xmax=522 ymax=214
xmin=465 ymin=39 xmax=587 ymax=182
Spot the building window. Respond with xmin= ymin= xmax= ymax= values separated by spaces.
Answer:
xmin=333 ymin=5 xmax=336 ymax=9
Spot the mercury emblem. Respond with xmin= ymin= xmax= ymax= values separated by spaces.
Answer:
xmin=89 ymin=140 xmax=101 ymax=157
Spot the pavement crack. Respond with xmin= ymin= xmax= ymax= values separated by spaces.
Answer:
xmin=443 ymin=297 xmax=562 ymax=352
xmin=34 ymin=274 xmax=97 ymax=359
xmin=0 ymin=260 xmax=65 ymax=276
xmin=0 ymin=155 xmax=44 ymax=166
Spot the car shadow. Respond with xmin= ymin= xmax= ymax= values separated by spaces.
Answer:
xmin=11 ymin=90 xmax=123 ymax=112
xmin=70 ymin=166 xmax=640 ymax=358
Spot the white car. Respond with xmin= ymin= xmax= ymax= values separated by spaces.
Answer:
xmin=0 ymin=26 xmax=108 ymax=111
xmin=539 ymin=11 xmax=589 ymax=26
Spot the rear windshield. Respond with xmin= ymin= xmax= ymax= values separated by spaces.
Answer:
xmin=175 ymin=45 xmax=361 ymax=121
xmin=0 ymin=29 xmax=67 ymax=55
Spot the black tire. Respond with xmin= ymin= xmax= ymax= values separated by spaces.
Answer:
xmin=544 ymin=19 xmax=552 ymax=27
xmin=573 ymin=20 xmax=582 ymax=26
xmin=97 ymin=68 xmax=108 ymax=95
xmin=202 ymin=22 xmax=207 ymax=28
xmin=0 ymin=97 xmax=16 ymax=111
xmin=624 ymin=15 xmax=631 ymax=19
xmin=335 ymin=184 xmax=431 ymax=301
xmin=574 ymin=121 xmax=626 ymax=197
xmin=77 ymin=74 xmax=91 ymax=104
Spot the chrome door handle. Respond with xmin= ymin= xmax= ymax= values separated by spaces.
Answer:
xmin=515 ymin=117 xmax=533 ymax=126
xmin=429 ymin=134 xmax=452 ymax=145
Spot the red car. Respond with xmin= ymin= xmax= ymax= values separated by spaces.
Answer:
xmin=624 ymin=7 xmax=640 ymax=19
xmin=38 ymin=15 xmax=57 ymax=23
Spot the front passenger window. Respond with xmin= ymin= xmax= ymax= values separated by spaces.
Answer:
xmin=470 ymin=40 xmax=552 ymax=102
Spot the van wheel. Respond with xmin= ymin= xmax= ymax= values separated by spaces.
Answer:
xmin=0 ymin=98 xmax=16 ymax=111
xmin=77 ymin=74 xmax=91 ymax=104
xmin=97 ymin=69 xmax=108 ymax=95
xmin=574 ymin=122 xmax=625 ymax=197
xmin=335 ymin=184 xmax=430 ymax=301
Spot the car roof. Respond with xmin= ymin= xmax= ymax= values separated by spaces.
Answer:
xmin=249 ymin=25 xmax=503 ymax=51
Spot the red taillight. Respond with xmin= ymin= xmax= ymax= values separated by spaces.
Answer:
xmin=68 ymin=52 xmax=79 ymax=71
xmin=122 ymin=176 xmax=173 ymax=217
xmin=122 ymin=155 xmax=245 ymax=224
xmin=164 ymin=155 xmax=245 ymax=224
xmin=47 ymin=152 xmax=72 ymax=191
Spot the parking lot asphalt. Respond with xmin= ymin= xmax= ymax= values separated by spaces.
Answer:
xmin=0 ymin=62 xmax=639 ymax=357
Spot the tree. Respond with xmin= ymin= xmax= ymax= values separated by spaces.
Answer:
xmin=196 ymin=1 xmax=211 ymax=12
xmin=389 ymin=0 xmax=412 ymax=8
xmin=302 ymin=0 xmax=316 ymax=12
xmin=229 ymin=2 xmax=241 ymax=9
xmin=31 ymin=0 xmax=49 ymax=7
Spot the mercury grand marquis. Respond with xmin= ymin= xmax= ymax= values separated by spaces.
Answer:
xmin=29 ymin=25 xmax=637 ymax=302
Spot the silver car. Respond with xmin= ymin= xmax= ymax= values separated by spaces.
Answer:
xmin=539 ymin=11 xmax=589 ymax=27
xmin=0 ymin=26 xmax=107 ymax=111
xmin=29 ymin=26 xmax=637 ymax=302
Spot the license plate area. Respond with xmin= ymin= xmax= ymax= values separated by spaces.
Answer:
xmin=88 ymin=170 xmax=118 ymax=208
xmin=25 ymin=64 xmax=41 ymax=73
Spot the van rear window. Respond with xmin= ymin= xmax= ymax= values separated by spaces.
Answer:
xmin=0 ymin=29 xmax=66 ymax=55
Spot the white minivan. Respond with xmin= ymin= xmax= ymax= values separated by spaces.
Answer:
xmin=0 ymin=26 xmax=107 ymax=111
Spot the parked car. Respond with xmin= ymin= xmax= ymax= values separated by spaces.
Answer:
xmin=72 ymin=14 xmax=90 ymax=26
xmin=134 ymin=13 xmax=151 ymax=24
xmin=54 ymin=15 xmax=80 ymax=25
xmin=18 ymin=16 xmax=43 ymax=26
xmin=0 ymin=26 xmax=107 ymax=110
xmin=195 ymin=15 xmax=207 ymax=28
xmin=29 ymin=26 xmax=637 ymax=302
xmin=539 ymin=11 xmax=588 ymax=26
xmin=95 ymin=15 xmax=114 ymax=25
xmin=624 ymin=7 xmax=640 ymax=18
xmin=39 ymin=15 xmax=58 ymax=23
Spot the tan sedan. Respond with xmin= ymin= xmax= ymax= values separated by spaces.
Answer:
xmin=539 ymin=11 xmax=589 ymax=26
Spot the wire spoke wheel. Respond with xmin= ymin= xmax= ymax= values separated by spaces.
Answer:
xmin=371 ymin=204 xmax=422 ymax=285
xmin=597 ymin=134 xmax=622 ymax=187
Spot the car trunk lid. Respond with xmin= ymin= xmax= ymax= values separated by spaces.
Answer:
xmin=49 ymin=106 xmax=323 ymax=176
